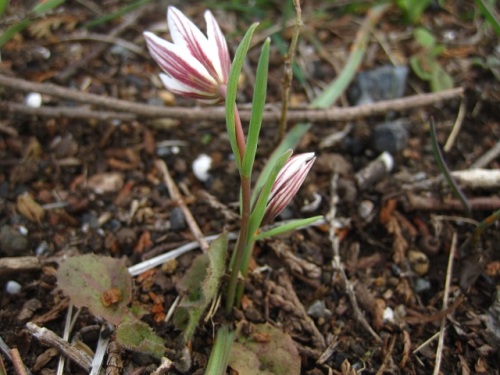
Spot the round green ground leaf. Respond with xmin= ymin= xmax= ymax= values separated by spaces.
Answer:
xmin=228 ymin=323 xmax=300 ymax=375
xmin=57 ymin=254 xmax=132 ymax=325
xmin=116 ymin=318 xmax=165 ymax=359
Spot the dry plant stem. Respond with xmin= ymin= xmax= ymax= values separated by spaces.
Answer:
xmin=276 ymin=0 xmax=302 ymax=143
xmin=0 ymin=256 xmax=41 ymax=275
xmin=25 ymin=322 xmax=92 ymax=372
xmin=404 ymin=194 xmax=500 ymax=211
xmin=444 ymin=97 xmax=466 ymax=152
xmin=0 ymin=354 xmax=7 ymax=375
xmin=375 ymin=335 xmax=396 ymax=375
xmin=470 ymin=139 xmax=500 ymax=169
xmin=9 ymin=348 xmax=28 ymax=375
xmin=0 ymin=74 xmax=463 ymax=122
xmin=54 ymin=32 xmax=147 ymax=57
xmin=433 ymin=233 xmax=457 ymax=375
xmin=154 ymin=159 xmax=209 ymax=252
xmin=56 ymin=304 xmax=74 ymax=375
xmin=2 ymin=101 xmax=136 ymax=121
xmin=328 ymin=174 xmax=382 ymax=343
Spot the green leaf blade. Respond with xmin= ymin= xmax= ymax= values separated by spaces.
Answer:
xmin=254 ymin=216 xmax=323 ymax=241
xmin=241 ymin=37 xmax=270 ymax=178
xmin=225 ymin=23 xmax=259 ymax=171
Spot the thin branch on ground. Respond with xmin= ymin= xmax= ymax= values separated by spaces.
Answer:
xmin=404 ymin=194 xmax=500 ymax=211
xmin=0 ymin=74 xmax=464 ymax=122
xmin=154 ymin=159 xmax=209 ymax=252
xmin=471 ymin=139 xmax=500 ymax=169
xmin=25 ymin=322 xmax=92 ymax=372
xmin=444 ymin=97 xmax=467 ymax=152
xmin=276 ymin=0 xmax=303 ymax=143
xmin=10 ymin=348 xmax=28 ymax=375
xmin=433 ymin=232 xmax=458 ymax=375
xmin=375 ymin=335 xmax=396 ymax=375
xmin=53 ymin=32 xmax=147 ymax=57
xmin=327 ymin=173 xmax=382 ymax=342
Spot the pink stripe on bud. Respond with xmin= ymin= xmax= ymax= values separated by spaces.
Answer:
xmin=263 ymin=152 xmax=316 ymax=225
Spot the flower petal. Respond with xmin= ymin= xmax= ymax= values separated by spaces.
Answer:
xmin=167 ymin=6 xmax=221 ymax=82
xmin=263 ymin=153 xmax=316 ymax=224
xmin=159 ymin=73 xmax=221 ymax=104
xmin=144 ymin=31 xmax=217 ymax=94
xmin=205 ymin=10 xmax=231 ymax=82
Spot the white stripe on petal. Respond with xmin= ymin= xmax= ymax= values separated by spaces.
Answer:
xmin=144 ymin=32 xmax=217 ymax=92
xmin=205 ymin=10 xmax=231 ymax=82
xmin=167 ymin=7 xmax=219 ymax=81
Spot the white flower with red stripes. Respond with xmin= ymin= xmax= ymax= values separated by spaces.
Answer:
xmin=263 ymin=152 xmax=316 ymax=225
xmin=144 ymin=6 xmax=230 ymax=103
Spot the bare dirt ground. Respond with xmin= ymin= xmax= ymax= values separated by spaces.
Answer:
xmin=1 ymin=1 xmax=499 ymax=374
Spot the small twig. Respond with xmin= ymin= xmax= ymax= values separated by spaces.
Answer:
xmin=0 ymin=74 xmax=464 ymax=122
xmin=276 ymin=0 xmax=303 ymax=143
xmin=56 ymin=303 xmax=74 ymax=375
xmin=430 ymin=118 xmax=470 ymax=215
xmin=444 ymin=97 xmax=467 ymax=152
xmin=433 ymin=232 xmax=457 ymax=375
xmin=53 ymin=32 xmax=147 ymax=57
xmin=0 ymin=337 xmax=32 ymax=375
xmin=2 ymin=101 xmax=136 ymax=121
xmin=375 ymin=335 xmax=396 ymax=375
xmin=0 ymin=256 xmax=41 ymax=275
xmin=470 ymin=139 xmax=500 ymax=169
xmin=90 ymin=325 xmax=112 ymax=375
xmin=9 ymin=348 xmax=28 ymax=375
xmin=327 ymin=174 xmax=381 ymax=342
xmin=25 ymin=322 xmax=92 ymax=372
xmin=404 ymin=194 xmax=500 ymax=211
xmin=154 ymin=159 xmax=209 ymax=252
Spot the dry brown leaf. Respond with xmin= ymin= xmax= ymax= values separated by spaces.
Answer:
xmin=17 ymin=192 xmax=45 ymax=223
xmin=87 ymin=172 xmax=124 ymax=194
xmin=28 ymin=15 xmax=79 ymax=39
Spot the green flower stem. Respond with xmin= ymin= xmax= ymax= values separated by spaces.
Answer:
xmin=225 ymin=173 xmax=251 ymax=314
xmin=234 ymin=108 xmax=246 ymax=163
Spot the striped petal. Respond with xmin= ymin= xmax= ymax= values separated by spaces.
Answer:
xmin=159 ymin=73 xmax=222 ymax=104
xmin=263 ymin=153 xmax=316 ymax=224
xmin=205 ymin=10 xmax=231 ymax=82
xmin=144 ymin=31 xmax=217 ymax=94
xmin=167 ymin=6 xmax=221 ymax=83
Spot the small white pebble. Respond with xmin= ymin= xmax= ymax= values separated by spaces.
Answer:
xmin=25 ymin=92 xmax=43 ymax=108
xmin=383 ymin=306 xmax=394 ymax=323
xmin=171 ymin=146 xmax=180 ymax=155
xmin=192 ymin=154 xmax=212 ymax=182
xmin=18 ymin=225 xmax=28 ymax=236
xmin=6 ymin=280 xmax=22 ymax=294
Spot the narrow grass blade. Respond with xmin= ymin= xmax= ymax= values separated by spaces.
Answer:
xmin=429 ymin=119 xmax=471 ymax=215
xmin=0 ymin=0 xmax=8 ymax=17
xmin=313 ymin=3 xmax=391 ymax=108
xmin=476 ymin=0 xmax=500 ymax=35
xmin=254 ymin=216 xmax=323 ymax=241
xmin=242 ymin=38 xmax=270 ymax=178
xmin=226 ymin=23 xmax=259 ymax=171
xmin=0 ymin=19 xmax=30 ymax=48
xmin=32 ymin=0 xmax=65 ymax=14
xmin=84 ymin=0 xmax=151 ymax=29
